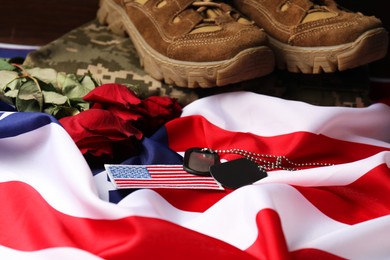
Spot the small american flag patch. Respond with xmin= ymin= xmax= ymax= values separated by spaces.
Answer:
xmin=104 ymin=164 xmax=224 ymax=190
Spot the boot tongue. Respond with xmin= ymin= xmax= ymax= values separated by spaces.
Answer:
xmin=302 ymin=9 xmax=337 ymax=23
xmin=302 ymin=2 xmax=337 ymax=23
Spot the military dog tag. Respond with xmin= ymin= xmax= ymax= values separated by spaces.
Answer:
xmin=210 ymin=158 xmax=267 ymax=189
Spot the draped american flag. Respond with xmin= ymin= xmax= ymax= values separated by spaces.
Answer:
xmin=1 ymin=91 xmax=390 ymax=259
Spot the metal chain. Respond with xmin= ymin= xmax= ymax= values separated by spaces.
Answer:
xmin=213 ymin=148 xmax=334 ymax=171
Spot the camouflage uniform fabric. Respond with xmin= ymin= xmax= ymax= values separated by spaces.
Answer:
xmin=24 ymin=20 xmax=372 ymax=107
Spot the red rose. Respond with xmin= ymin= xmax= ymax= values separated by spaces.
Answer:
xmin=135 ymin=96 xmax=183 ymax=136
xmin=84 ymin=84 xmax=144 ymax=122
xmin=59 ymin=109 xmax=142 ymax=157
xmin=59 ymin=84 xmax=182 ymax=160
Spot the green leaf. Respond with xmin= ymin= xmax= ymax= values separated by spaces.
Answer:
xmin=0 ymin=70 xmax=20 ymax=91
xmin=0 ymin=59 xmax=16 ymax=71
xmin=25 ymin=67 xmax=59 ymax=87
xmin=44 ymin=105 xmax=80 ymax=119
xmin=58 ymin=73 xmax=95 ymax=99
xmin=16 ymin=80 xmax=43 ymax=112
xmin=81 ymin=72 xmax=99 ymax=89
xmin=37 ymin=78 xmax=58 ymax=92
xmin=1 ymin=65 xmax=99 ymax=119
xmin=4 ymin=89 xmax=19 ymax=98
xmin=86 ymin=70 xmax=101 ymax=87
xmin=42 ymin=90 xmax=68 ymax=105
xmin=75 ymin=102 xmax=90 ymax=111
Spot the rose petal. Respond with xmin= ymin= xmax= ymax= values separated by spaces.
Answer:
xmin=132 ymin=97 xmax=182 ymax=136
xmin=83 ymin=83 xmax=141 ymax=108
xmin=59 ymin=109 xmax=143 ymax=157
xmin=105 ymin=106 xmax=144 ymax=122
xmin=142 ymin=96 xmax=182 ymax=117
xmin=78 ymin=109 xmax=142 ymax=139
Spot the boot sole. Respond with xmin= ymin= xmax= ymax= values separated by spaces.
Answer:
xmin=269 ymin=28 xmax=388 ymax=74
xmin=97 ymin=0 xmax=275 ymax=88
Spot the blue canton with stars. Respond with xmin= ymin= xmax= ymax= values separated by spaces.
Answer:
xmin=107 ymin=165 xmax=152 ymax=179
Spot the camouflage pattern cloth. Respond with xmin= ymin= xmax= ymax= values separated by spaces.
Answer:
xmin=24 ymin=19 xmax=372 ymax=107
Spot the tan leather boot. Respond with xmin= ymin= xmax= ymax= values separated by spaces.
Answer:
xmin=231 ymin=0 xmax=388 ymax=73
xmin=97 ymin=0 xmax=275 ymax=88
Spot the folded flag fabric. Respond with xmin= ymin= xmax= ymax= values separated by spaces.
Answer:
xmin=1 ymin=91 xmax=390 ymax=259
xmin=0 ymin=43 xmax=39 ymax=58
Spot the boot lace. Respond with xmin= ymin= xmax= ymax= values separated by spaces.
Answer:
xmin=187 ymin=0 xmax=250 ymax=32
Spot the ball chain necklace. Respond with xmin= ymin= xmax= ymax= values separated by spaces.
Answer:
xmin=213 ymin=148 xmax=334 ymax=171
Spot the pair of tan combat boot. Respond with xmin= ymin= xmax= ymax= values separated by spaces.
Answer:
xmin=98 ymin=0 xmax=388 ymax=88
